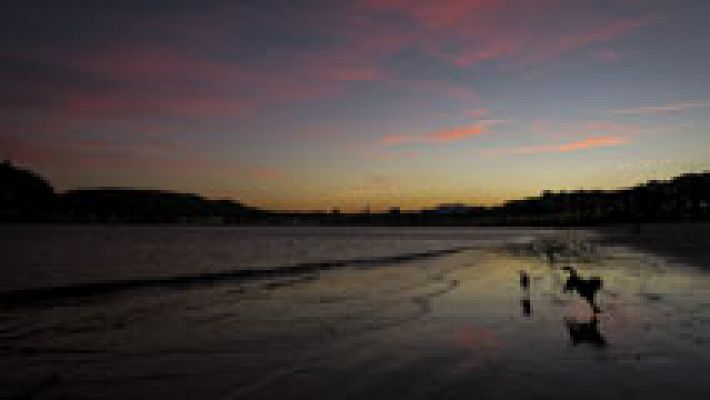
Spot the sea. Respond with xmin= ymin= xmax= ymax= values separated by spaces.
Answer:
xmin=0 ymin=225 xmax=547 ymax=295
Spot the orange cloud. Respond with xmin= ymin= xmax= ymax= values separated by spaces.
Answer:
xmin=380 ymin=122 xmax=491 ymax=146
xmin=484 ymin=135 xmax=630 ymax=156
xmin=426 ymin=124 xmax=487 ymax=143
xmin=556 ymin=136 xmax=629 ymax=152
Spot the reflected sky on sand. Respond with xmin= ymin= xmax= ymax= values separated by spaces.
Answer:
xmin=2 ymin=233 xmax=710 ymax=399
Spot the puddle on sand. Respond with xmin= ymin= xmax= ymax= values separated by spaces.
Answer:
xmin=388 ymin=245 xmax=710 ymax=400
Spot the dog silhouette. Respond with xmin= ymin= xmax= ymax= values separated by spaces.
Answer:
xmin=562 ymin=266 xmax=603 ymax=313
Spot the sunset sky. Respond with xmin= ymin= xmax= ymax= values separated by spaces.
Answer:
xmin=1 ymin=0 xmax=709 ymax=211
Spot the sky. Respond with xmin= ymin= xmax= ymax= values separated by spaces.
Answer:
xmin=1 ymin=0 xmax=709 ymax=211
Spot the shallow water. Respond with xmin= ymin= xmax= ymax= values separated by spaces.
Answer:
xmin=0 ymin=226 xmax=546 ymax=293
xmin=1 ymin=227 xmax=709 ymax=399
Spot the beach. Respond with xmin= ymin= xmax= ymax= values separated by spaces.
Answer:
xmin=1 ymin=225 xmax=709 ymax=399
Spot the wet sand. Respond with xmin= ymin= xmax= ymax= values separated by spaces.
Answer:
xmin=2 ymin=229 xmax=710 ymax=399
xmin=598 ymin=222 xmax=710 ymax=269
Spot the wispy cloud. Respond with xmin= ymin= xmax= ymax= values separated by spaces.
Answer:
xmin=380 ymin=120 xmax=504 ymax=146
xmin=612 ymin=101 xmax=710 ymax=115
xmin=361 ymin=0 xmax=652 ymax=70
xmin=483 ymin=135 xmax=630 ymax=157
xmin=516 ymin=17 xmax=650 ymax=67
xmin=426 ymin=124 xmax=487 ymax=143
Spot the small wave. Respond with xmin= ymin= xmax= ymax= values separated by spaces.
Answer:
xmin=0 ymin=247 xmax=472 ymax=307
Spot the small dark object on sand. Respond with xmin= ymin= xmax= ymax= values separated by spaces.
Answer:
xmin=562 ymin=266 xmax=603 ymax=313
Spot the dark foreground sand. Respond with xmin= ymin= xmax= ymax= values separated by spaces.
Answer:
xmin=598 ymin=222 xmax=710 ymax=269
xmin=2 ymin=226 xmax=710 ymax=399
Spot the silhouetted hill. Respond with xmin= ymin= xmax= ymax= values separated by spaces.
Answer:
xmin=0 ymin=161 xmax=56 ymax=221
xmin=1 ymin=163 xmax=708 ymax=225
xmin=60 ymin=188 xmax=262 ymax=223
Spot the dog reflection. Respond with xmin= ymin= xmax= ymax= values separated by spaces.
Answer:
xmin=518 ymin=270 xmax=532 ymax=317
xmin=520 ymin=298 xmax=532 ymax=317
xmin=562 ymin=266 xmax=602 ymax=313
xmin=565 ymin=316 xmax=607 ymax=347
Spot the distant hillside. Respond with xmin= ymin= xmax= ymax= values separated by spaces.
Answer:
xmin=1 ymin=161 xmax=708 ymax=225
xmin=61 ymin=188 xmax=262 ymax=223
xmin=0 ymin=162 xmax=262 ymax=223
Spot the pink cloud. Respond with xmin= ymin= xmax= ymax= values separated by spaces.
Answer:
xmin=484 ymin=135 xmax=630 ymax=157
xmin=6 ymin=1 xmax=655 ymax=136
xmin=1 ymin=1 xmax=660 ymax=194
xmin=13 ymin=41 xmax=394 ymax=127
xmin=361 ymin=0 xmax=652 ymax=70
xmin=362 ymin=0 xmax=504 ymax=29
